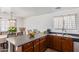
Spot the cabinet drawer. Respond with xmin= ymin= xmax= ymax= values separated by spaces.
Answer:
xmin=33 ymin=39 xmax=40 ymax=44
xmin=23 ymin=47 xmax=33 ymax=52
xmin=22 ymin=41 xmax=33 ymax=49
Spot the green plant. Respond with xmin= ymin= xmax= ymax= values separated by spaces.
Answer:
xmin=29 ymin=32 xmax=35 ymax=38
xmin=8 ymin=27 xmax=16 ymax=32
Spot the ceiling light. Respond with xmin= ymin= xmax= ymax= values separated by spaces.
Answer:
xmin=56 ymin=7 xmax=61 ymax=9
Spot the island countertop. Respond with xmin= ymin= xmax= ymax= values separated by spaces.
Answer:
xmin=6 ymin=34 xmax=47 ymax=47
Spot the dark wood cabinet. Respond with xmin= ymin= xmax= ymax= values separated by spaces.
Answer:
xmin=22 ymin=36 xmax=47 ymax=52
xmin=22 ymin=41 xmax=33 ymax=52
xmin=62 ymin=37 xmax=73 ymax=52
xmin=47 ymin=35 xmax=73 ymax=52
xmin=48 ymin=35 xmax=62 ymax=51
xmin=53 ymin=36 xmax=62 ymax=51
xmin=48 ymin=35 xmax=53 ymax=49
xmin=39 ymin=36 xmax=47 ymax=52
xmin=21 ymin=35 xmax=73 ymax=52
xmin=33 ymin=39 xmax=40 ymax=52
xmin=46 ymin=35 xmax=50 ymax=48
xmin=23 ymin=47 xmax=33 ymax=52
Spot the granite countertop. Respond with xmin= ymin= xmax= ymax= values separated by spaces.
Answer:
xmin=6 ymin=34 xmax=47 ymax=47
xmin=0 ymin=35 xmax=7 ymax=39
xmin=49 ymin=34 xmax=79 ymax=39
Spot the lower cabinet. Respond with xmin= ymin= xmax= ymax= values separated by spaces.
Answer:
xmin=23 ymin=47 xmax=33 ymax=52
xmin=22 ymin=41 xmax=33 ymax=52
xmin=48 ymin=35 xmax=62 ymax=51
xmin=62 ymin=37 xmax=73 ymax=52
xmin=48 ymin=35 xmax=53 ymax=49
xmin=39 ymin=37 xmax=47 ymax=52
xmin=21 ymin=35 xmax=73 ymax=52
xmin=33 ymin=39 xmax=40 ymax=52
xmin=48 ymin=35 xmax=73 ymax=52
xmin=46 ymin=35 xmax=51 ymax=48
xmin=22 ymin=36 xmax=47 ymax=52
xmin=53 ymin=36 xmax=62 ymax=51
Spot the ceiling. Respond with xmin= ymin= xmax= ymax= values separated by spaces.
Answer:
xmin=0 ymin=7 xmax=78 ymax=19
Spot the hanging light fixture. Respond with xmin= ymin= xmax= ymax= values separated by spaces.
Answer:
xmin=9 ymin=8 xmax=16 ymax=27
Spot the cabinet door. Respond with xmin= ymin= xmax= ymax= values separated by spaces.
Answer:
xmin=62 ymin=37 xmax=73 ymax=52
xmin=39 ymin=37 xmax=47 ymax=52
xmin=33 ymin=39 xmax=40 ymax=52
xmin=53 ymin=36 xmax=62 ymax=51
xmin=56 ymin=36 xmax=62 ymax=51
xmin=49 ymin=35 xmax=53 ymax=49
xmin=22 ymin=42 xmax=33 ymax=52
xmin=34 ymin=43 xmax=40 ymax=52
xmin=46 ymin=35 xmax=51 ymax=48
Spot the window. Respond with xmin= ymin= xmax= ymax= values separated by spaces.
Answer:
xmin=64 ymin=15 xmax=76 ymax=30
xmin=53 ymin=14 xmax=76 ymax=31
xmin=0 ymin=19 xmax=9 ymax=32
xmin=0 ymin=19 xmax=16 ymax=32
xmin=53 ymin=16 xmax=63 ymax=29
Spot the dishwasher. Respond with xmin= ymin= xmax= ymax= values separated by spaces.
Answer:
xmin=74 ymin=42 xmax=79 ymax=52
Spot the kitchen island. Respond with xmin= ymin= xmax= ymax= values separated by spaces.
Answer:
xmin=6 ymin=34 xmax=47 ymax=52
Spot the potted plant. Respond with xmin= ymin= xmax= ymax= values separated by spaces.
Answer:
xmin=29 ymin=32 xmax=35 ymax=38
xmin=8 ymin=27 xmax=17 ymax=34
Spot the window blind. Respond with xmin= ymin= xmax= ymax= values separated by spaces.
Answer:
xmin=53 ymin=14 xmax=76 ymax=30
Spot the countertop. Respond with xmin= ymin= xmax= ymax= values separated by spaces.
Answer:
xmin=49 ymin=34 xmax=79 ymax=39
xmin=6 ymin=34 xmax=47 ymax=47
xmin=0 ymin=35 xmax=7 ymax=39
xmin=6 ymin=33 xmax=79 ymax=47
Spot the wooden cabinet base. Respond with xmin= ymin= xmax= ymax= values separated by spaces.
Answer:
xmin=22 ymin=47 xmax=33 ymax=52
xmin=14 ymin=35 xmax=73 ymax=52
xmin=34 ymin=43 xmax=40 ymax=52
xmin=62 ymin=37 xmax=73 ymax=52
xmin=47 ymin=35 xmax=73 ymax=52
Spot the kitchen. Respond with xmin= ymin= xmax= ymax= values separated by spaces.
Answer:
xmin=0 ymin=7 xmax=79 ymax=52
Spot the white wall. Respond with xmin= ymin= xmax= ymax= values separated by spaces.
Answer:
xmin=16 ymin=18 xmax=25 ymax=32
xmin=24 ymin=14 xmax=53 ymax=32
xmin=24 ymin=8 xmax=79 ymax=33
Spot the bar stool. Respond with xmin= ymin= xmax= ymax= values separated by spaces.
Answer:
xmin=0 ymin=38 xmax=8 ymax=52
